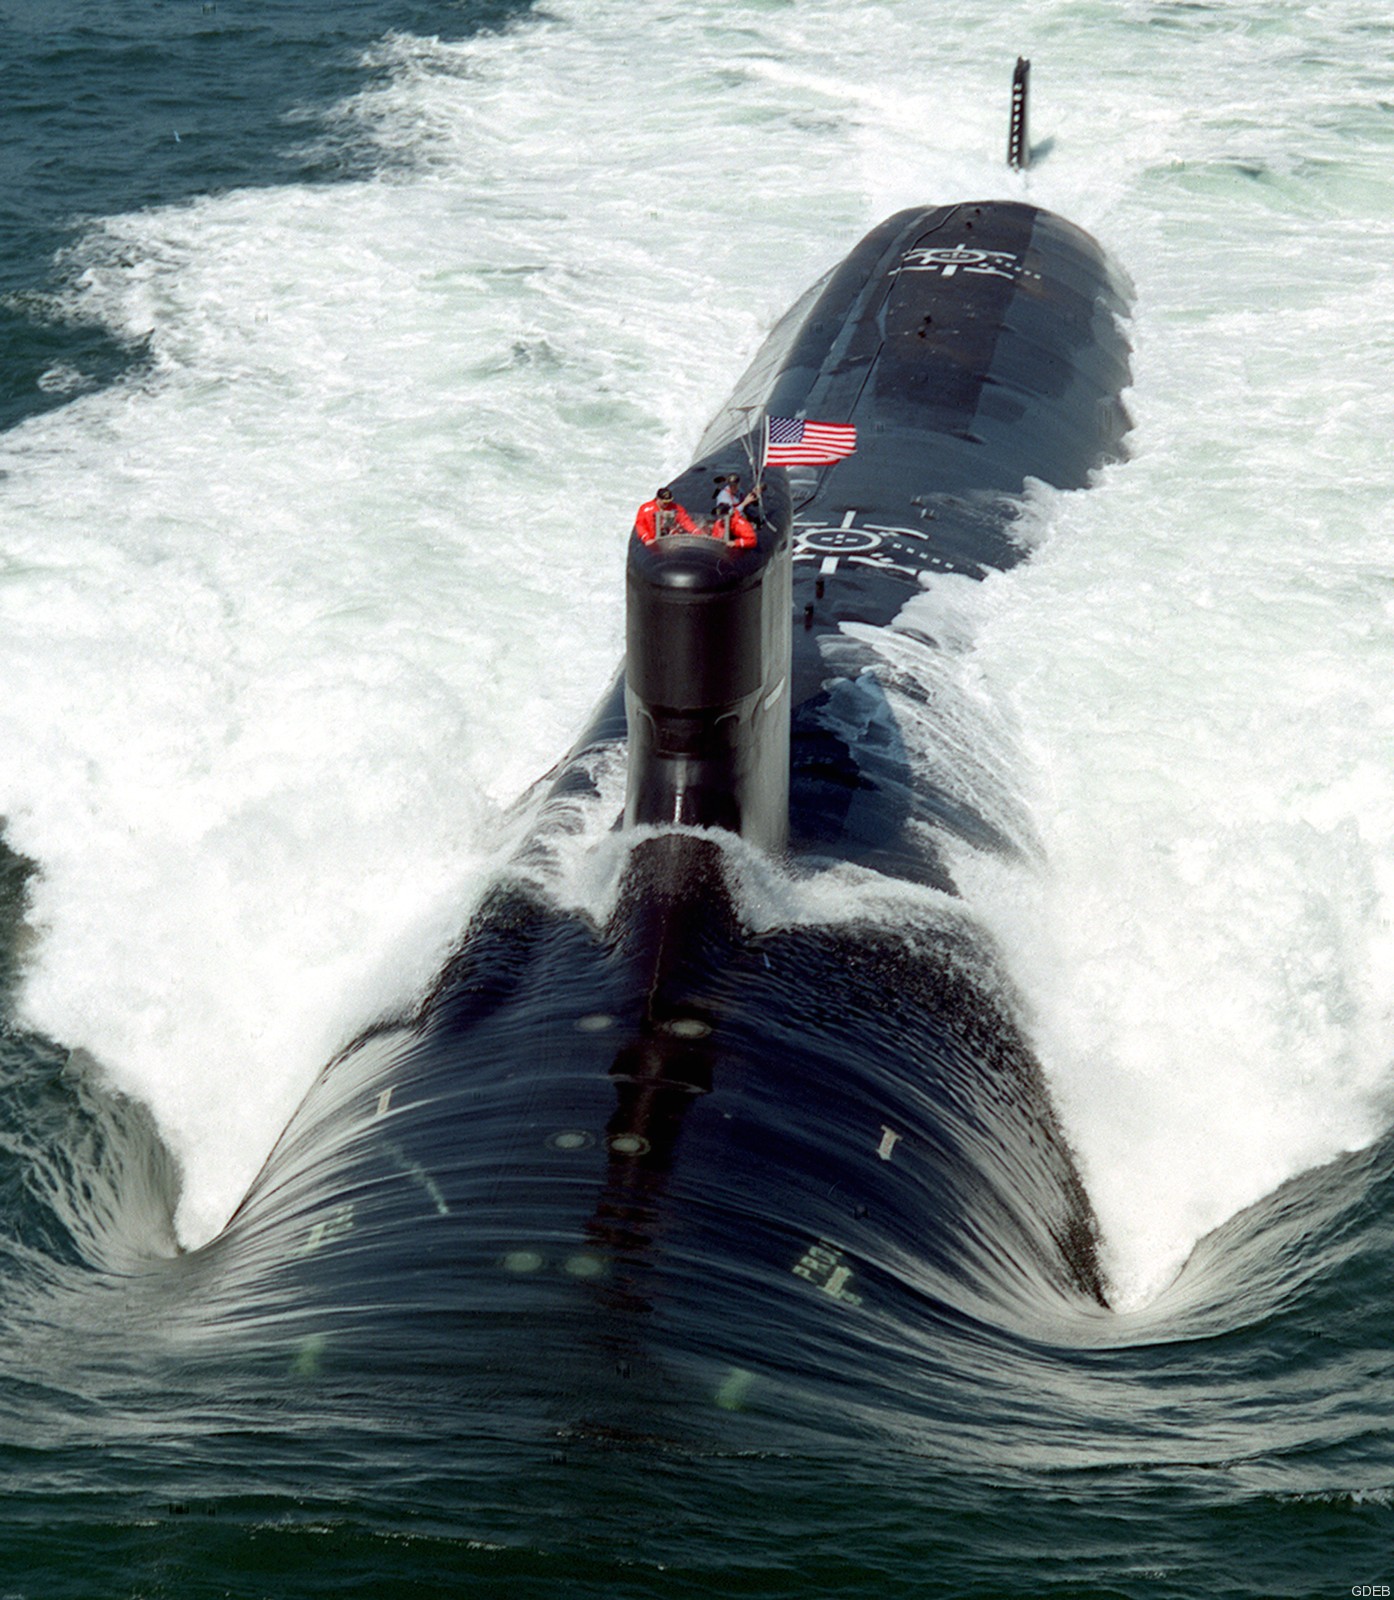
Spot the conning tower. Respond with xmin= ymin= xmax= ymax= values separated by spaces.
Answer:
xmin=623 ymin=473 xmax=793 ymax=853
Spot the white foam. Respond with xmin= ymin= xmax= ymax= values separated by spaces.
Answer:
xmin=962 ymin=77 xmax=1394 ymax=1297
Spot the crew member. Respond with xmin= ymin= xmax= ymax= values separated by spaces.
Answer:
xmin=714 ymin=474 xmax=741 ymax=513
xmin=633 ymin=486 xmax=698 ymax=543
xmin=713 ymin=503 xmax=757 ymax=548
xmin=739 ymin=478 xmax=765 ymax=524
xmin=726 ymin=505 xmax=758 ymax=550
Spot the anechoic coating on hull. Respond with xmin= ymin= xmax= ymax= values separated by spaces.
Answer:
xmin=629 ymin=200 xmax=1130 ymax=881
xmin=187 ymin=203 xmax=1131 ymax=1411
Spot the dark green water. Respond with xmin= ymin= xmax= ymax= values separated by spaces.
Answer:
xmin=0 ymin=0 xmax=529 ymax=432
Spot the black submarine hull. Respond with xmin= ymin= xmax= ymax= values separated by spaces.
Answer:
xmin=174 ymin=201 xmax=1131 ymax=1428
xmin=626 ymin=200 xmax=1130 ymax=884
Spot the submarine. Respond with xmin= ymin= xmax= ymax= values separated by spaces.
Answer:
xmin=170 ymin=98 xmax=1133 ymax=1433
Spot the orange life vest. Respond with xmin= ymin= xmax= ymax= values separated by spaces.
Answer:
xmin=633 ymin=498 xmax=699 ymax=543
xmin=720 ymin=507 xmax=757 ymax=548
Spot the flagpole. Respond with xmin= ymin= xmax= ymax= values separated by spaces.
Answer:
xmin=733 ymin=406 xmax=761 ymax=484
xmin=755 ymin=412 xmax=770 ymax=517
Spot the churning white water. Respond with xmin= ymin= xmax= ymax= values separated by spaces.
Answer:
xmin=1 ymin=0 xmax=1392 ymax=1303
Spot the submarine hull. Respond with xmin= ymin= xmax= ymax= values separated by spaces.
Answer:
xmin=183 ymin=837 xmax=1102 ymax=1433
xmin=679 ymin=200 xmax=1129 ymax=885
xmin=177 ymin=200 xmax=1131 ymax=1426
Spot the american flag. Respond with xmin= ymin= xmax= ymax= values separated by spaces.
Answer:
xmin=764 ymin=415 xmax=858 ymax=466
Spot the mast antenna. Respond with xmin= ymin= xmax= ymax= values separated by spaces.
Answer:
xmin=1008 ymin=57 xmax=1031 ymax=170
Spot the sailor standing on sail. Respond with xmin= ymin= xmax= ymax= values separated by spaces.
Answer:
xmin=633 ymin=483 xmax=697 ymax=547
xmin=714 ymin=473 xmax=764 ymax=525
xmin=633 ymin=486 xmax=698 ymax=544
xmin=711 ymin=502 xmax=757 ymax=548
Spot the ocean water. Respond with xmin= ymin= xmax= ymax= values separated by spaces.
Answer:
xmin=1 ymin=0 xmax=1393 ymax=1594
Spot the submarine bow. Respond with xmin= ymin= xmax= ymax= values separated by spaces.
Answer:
xmin=181 ymin=199 xmax=1132 ymax=1430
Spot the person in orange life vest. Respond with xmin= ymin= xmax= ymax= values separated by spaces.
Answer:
xmin=728 ymin=504 xmax=757 ymax=547
xmin=633 ymin=486 xmax=698 ymax=544
xmin=712 ymin=503 xmax=757 ymax=548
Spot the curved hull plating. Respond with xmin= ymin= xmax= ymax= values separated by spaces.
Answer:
xmin=182 ymin=201 xmax=1131 ymax=1431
